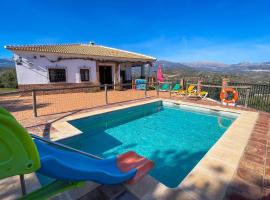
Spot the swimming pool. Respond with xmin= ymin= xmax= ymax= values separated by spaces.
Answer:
xmin=58 ymin=101 xmax=237 ymax=188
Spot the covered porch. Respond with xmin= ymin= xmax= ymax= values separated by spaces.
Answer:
xmin=96 ymin=61 xmax=154 ymax=88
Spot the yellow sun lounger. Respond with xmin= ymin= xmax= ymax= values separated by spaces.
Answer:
xmin=193 ymin=91 xmax=208 ymax=99
xmin=177 ymin=85 xmax=196 ymax=95
xmin=178 ymin=85 xmax=208 ymax=99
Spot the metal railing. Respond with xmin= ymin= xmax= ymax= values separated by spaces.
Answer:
xmin=0 ymin=90 xmax=34 ymax=124
xmin=27 ymin=82 xmax=270 ymax=116
xmin=1 ymin=81 xmax=270 ymax=122
xmin=186 ymin=81 xmax=270 ymax=112
xmin=230 ymin=82 xmax=270 ymax=112
xmin=31 ymin=82 xmax=153 ymax=117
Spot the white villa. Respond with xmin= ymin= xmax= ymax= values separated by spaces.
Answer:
xmin=5 ymin=43 xmax=156 ymax=90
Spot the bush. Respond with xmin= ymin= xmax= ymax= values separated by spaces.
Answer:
xmin=0 ymin=68 xmax=18 ymax=88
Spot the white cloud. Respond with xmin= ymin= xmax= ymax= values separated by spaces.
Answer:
xmin=119 ymin=36 xmax=270 ymax=63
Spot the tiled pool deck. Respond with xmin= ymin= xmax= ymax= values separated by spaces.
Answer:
xmin=225 ymin=112 xmax=270 ymax=200
xmin=0 ymin=94 xmax=269 ymax=200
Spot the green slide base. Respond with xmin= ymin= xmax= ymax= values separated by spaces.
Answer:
xmin=20 ymin=180 xmax=85 ymax=200
xmin=0 ymin=107 xmax=40 ymax=179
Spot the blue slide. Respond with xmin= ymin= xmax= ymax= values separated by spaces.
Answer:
xmin=34 ymin=139 xmax=154 ymax=185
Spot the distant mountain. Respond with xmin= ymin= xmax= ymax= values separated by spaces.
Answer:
xmin=230 ymin=62 xmax=270 ymax=72
xmin=0 ymin=58 xmax=15 ymax=68
xmin=154 ymin=60 xmax=270 ymax=73
xmin=183 ymin=61 xmax=229 ymax=69
xmin=154 ymin=60 xmax=191 ymax=70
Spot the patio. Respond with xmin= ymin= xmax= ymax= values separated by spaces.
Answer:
xmin=0 ymin=89 xmax=269 ymax=200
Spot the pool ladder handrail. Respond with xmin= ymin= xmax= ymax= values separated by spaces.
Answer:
xmin=31 ymin=134 xmax=102 ymax=160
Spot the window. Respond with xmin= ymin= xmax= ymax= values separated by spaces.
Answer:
xmin=80 ymin=69 xmax=90 ymax=82
xmin=49 ymin=68 xmax=66 ymax=82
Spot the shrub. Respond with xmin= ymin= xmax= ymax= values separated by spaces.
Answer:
xmin=0 ymin=68 xmax=18 ymax=88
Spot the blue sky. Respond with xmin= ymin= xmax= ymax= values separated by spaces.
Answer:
xmin=1 ymin=0 xmax=270 ymax=63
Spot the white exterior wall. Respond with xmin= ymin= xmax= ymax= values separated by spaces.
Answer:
xmin=14 ymin=52 xmax=97 ymax=85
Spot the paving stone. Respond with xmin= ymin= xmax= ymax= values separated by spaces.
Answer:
xmin=248 ymin=137 xmax=267 ymax=145
xmin=224 ymin=113 xmax=270 ymax=200
xmin=78 ymin=184 xmax=138 ymax=200
xmin=245 ymin=144 xmax=266 ymax=157
xmin=2 ymin=93 xmax=270 ymax=200
xmin=266 ymin=159 xmax=270 ymax=166
xmin=242 ymin=152 xmax=265 ymax=165
xmin=265 ymin=168 xmax=270 ymax=178
xmin=237 ymin=167 xmax=263 ymax=187
xmin=225 ymin=176 xmax=262 ymax=200
xmin=224 ymin=189 xmax=255 ymax=200
xmin=262 ymin=188 xmax=270 ymax=200
xmin=265 ymin=153 xmax=270 ymax=161
xmin=247 ymin=140 xmax=267 ymax=150
xmin=267 ymin=148 xmax=270 ymax=154
xmin=116 ymin=191 xmax=139 ymax=200
xmin=98 ymin=184 xmax=126 ymax=199
xmin=251 ymin=132 xmax=268 ymax=140
xmin=263 ymin=178 xmax=270 ymax=189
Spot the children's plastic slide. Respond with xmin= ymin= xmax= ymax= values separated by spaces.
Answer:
xmin=35 ymin=139 xmax=153 ymax=184
xmin=0 ymin=107 xmax=154 ymax=199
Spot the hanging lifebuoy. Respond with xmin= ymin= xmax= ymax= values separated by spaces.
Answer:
xmin=220 ymin=88 xmax=238 ymax=103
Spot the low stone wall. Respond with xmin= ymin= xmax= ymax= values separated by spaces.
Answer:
xmin=18 ymin=83 xmax=101 ymax=95
xmin=18 ymin=82 xmax=99 ymax=90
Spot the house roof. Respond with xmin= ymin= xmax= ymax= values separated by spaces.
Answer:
xmin=5 ymin=43 xmax=156 ymax=63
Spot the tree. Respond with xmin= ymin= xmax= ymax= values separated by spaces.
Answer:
xmin=0 ymin=68 xmax=18 ymax=88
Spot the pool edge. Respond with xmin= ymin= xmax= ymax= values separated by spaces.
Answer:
xmin=49 ymin=98 xmax=258 ymax=200
xmin=126 ymin=99 xmax=258 ymax=200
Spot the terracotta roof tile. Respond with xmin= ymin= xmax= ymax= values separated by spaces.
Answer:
xmin=5 ymin=43 xmax=156 ymax=62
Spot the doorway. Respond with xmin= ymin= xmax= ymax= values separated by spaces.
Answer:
xmin=120 ymin=70 xmax=126 ymax=83
xmin=99 ymin=65 xmax=112 ymax=85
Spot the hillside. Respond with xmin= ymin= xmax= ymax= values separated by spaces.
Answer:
xmin=153 ymin=60 xmax=270 ymax=83
xmin=0 ymin=58 xmax=15 ymax=68
xmin=154 ymin=60 xmax=270 ymax=72
xmin=1 ymin=57 xmax=269 ymax=83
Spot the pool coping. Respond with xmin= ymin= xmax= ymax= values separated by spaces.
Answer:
xmin=49 ymin=98 xmax=258 ymax=200
xmin=50 ymin=99 xmax=162 ymax=141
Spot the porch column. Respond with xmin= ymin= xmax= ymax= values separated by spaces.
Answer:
xmin=114 ymin=63 xmax=121 ymax=90
xmin=146 ymin=63 xmax=152 ymax=82
xmin=95 ymin=61 xmax=100 ymax=84
xmin=141 ymin=65 xmax=145 ymax=79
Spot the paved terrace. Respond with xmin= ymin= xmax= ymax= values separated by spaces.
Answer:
xmin=0 ymin=89 xmax=269 ymax=200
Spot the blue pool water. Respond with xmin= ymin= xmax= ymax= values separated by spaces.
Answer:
xmin=53 ymin=101 xmax=236 ymax=188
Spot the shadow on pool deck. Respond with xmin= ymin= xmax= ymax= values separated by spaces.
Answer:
xmin=1 ymin=96 xmax=268 ymax=199
xmin=1 ymin=114 xmax=269 ymax=200
xmin=128 ymin=149 xmax=264 ymax=200
xmin=36 ymin=97 xmax=153 ymax=117
xmin=0 ymin=98 xmax=50 ymax=113
xmin=140 ymin=174 xmax=264 ymax=200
